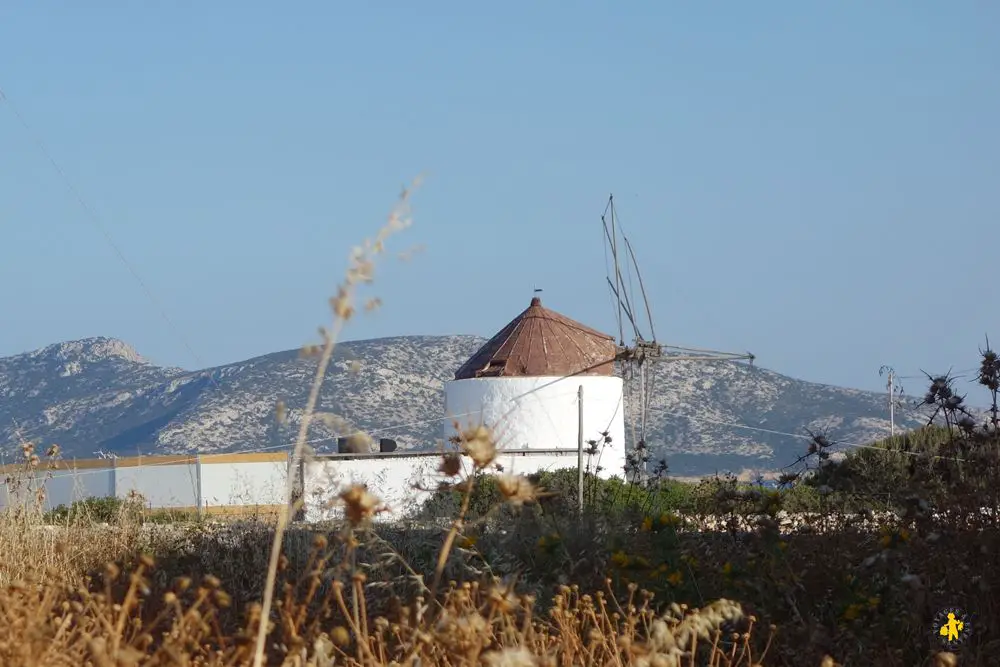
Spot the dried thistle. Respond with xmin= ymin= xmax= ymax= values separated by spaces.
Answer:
xmin=339 ymin=484 xmax=384 ymax=526
xmin=459 ymin=424 xmax=497 ymax=469
xmin=439 ymin=454 xmax=463 ymax=477
xmin=497 ymin=475 xmax=538 ymax=506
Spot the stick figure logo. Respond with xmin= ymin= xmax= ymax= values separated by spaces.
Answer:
xmin=933 ymin=607 xmax=971 ymax=648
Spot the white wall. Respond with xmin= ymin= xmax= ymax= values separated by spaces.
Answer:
xmin=0 ymin=454 xmax=288 ymax=513
xmin=2 ymin=444 xmax=623 ymax=522
xmin=443 ymin=376 xmax=627 ymax=467
xmin=40 ymin=466 xmax=116 ymax=510
xmin=303 ymin=449 xmax=615 ymax=522
xmin=115 ymin=462 xmax=199 ymax=508
xmin=303 ymin=455 xmax=442 ymax=522
xmin=1 ymin=463 xmax=116 ymax=511
xmin=199 ymin=458 xmax=288 ymax=507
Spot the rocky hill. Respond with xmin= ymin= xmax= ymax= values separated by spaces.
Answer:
xmin=0 ymin=336 xmax=930 ymax=477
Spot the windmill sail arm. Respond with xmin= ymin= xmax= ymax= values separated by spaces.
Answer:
xmin=663 ymin=343 xmax=754 ymax=359
xmin=661 ymin=342 xmax=751 ymax=355
xmin=606 ymin=278 xmax=642 ymax=341
xmin=603 ymin=212 xmax=642 ymax=340
xmin=602 ymin=214 xmax=625 ymax=342
xmin=621 ymin=234 xmax=656 ymax=342
xmin=649 ymin=352 xmax=756 ymax=363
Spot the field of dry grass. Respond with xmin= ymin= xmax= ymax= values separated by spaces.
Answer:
xmin=1 ymin=187 xmax=993 ymax=666
xmin=1 ymin=449 xmax=989 ymax=667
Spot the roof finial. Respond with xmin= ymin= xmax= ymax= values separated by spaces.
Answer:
xmin=532 ymin=288 xmax=542 ymax=306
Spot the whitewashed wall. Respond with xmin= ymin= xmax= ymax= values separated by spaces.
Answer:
xmin=2 ymin=445 xmax=622 ymax=522
xmin=114 ymin=457 xmax=199 ymax=508
xmin=199 ymin=454 xmax=288 ymax=507
xmin=0 ymin=453 xmax=288 ymax=513
xmin=443 ymin=376 xmax=627 ymax=457
xmin=303 ymin=454 xmax=441 ymax=522
xmin=303 ymin=448 xmax=619 ymax=522
xmin=37 ymin=462 xmax=116 ymax=509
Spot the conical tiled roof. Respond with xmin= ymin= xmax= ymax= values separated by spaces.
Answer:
xmin=454 ymin=297 xmax=616 ymax=380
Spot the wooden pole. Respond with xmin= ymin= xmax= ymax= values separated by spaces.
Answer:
xmin=577 ymin=385 xmax=584 ymax=512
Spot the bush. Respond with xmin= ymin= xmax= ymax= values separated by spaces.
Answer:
xmin=43 ymin=495 xmax=143 ymax=525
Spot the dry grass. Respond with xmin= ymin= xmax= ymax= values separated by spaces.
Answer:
xmin=0 ymin=186 xmax=982 ymax=666
xmin=0 ymin=463 xmax=776 ymax=666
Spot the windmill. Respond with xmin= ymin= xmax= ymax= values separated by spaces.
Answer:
xmin=599 ymin=194 xmax=756 ymax=479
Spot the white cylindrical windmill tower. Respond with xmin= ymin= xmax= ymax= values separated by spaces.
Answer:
xmin=443 ymin=296 xmax=627 ymax=480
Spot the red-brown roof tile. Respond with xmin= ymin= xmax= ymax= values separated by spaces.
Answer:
xmin=454 ymin=297 xmax=617 ymax=380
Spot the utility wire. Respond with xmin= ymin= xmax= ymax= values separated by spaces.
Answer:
xmin=0 ymin=86 xmax=217 ymax=387
xmin=8 ymin=388 xmax=973 ymax=484
xmin=1 ymin=87 xmax=985 ymax=479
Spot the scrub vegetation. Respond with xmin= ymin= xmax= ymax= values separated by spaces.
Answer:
xmin=1 ymin=187 xmax=992 ymax=666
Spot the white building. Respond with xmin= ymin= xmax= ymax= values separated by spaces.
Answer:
xmin=443 ymin=296 xmax=627 ymax=480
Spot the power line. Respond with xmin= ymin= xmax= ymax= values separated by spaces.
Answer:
xmin=10 ymin=387 xmax=972 ymax=484
xmin=879 ymin=365 xmax=901 ymax=437
xmin=0 ymin=86 xmax=217 ymax=385
xmin=655 ymin=408 xmax=969 ymax=463
xmin=0 ymin=91 xmax=982 ymax=475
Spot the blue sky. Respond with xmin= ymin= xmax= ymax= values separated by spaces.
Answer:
xmin=0 ymin=2 xmax=996 ymax=394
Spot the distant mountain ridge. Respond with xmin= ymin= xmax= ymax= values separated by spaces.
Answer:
xmin=0 ymin=335 xmax=929 ymax=476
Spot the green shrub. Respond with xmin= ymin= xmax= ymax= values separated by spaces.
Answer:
xmin=43 ymin=496 xmax=141 ymax=525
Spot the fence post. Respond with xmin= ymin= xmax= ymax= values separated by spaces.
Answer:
xmin=577 ymin=384 xmax=584 ymax=513
xmin=292 ymin=453 xmax=305 ymax=522
xmin=195 ymin=454 xmax=204 ymax=518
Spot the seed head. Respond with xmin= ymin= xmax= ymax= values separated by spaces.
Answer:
xmin=483 ymin=647 xmax=538 ymax=667
xmin=439 ymin=453 xmax=462 ymax=477
xmin=339 ymin=484 xmax=383 ymax=526
xmin=497 ymin=475 xmax=538 ymax=506
xmin=459 ymin=424 xmax=497 ymax=469
xmin=331 ymin=626 xmax=351 ymax=648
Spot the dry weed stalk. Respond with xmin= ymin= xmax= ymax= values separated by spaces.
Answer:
xmin=0 ymin=531 xmax=779 ymax=667
xmin=251 ymin=182 xmax=419 ymax=667
xmin=18 ymin=182 xmax=993 ymax=665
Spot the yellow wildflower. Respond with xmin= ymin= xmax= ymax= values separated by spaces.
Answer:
xmin=641 ymin=516 xmax=653 ymax=532
xmin=843 ymin=603 xmax=863 ymax=621
xmin=667 ymin=570 xmax=684 ymax=586
xmin=611 ymin=551 xmax=629 ymax=568
xmin=878 ymin=526 xmax=910 ymax=549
